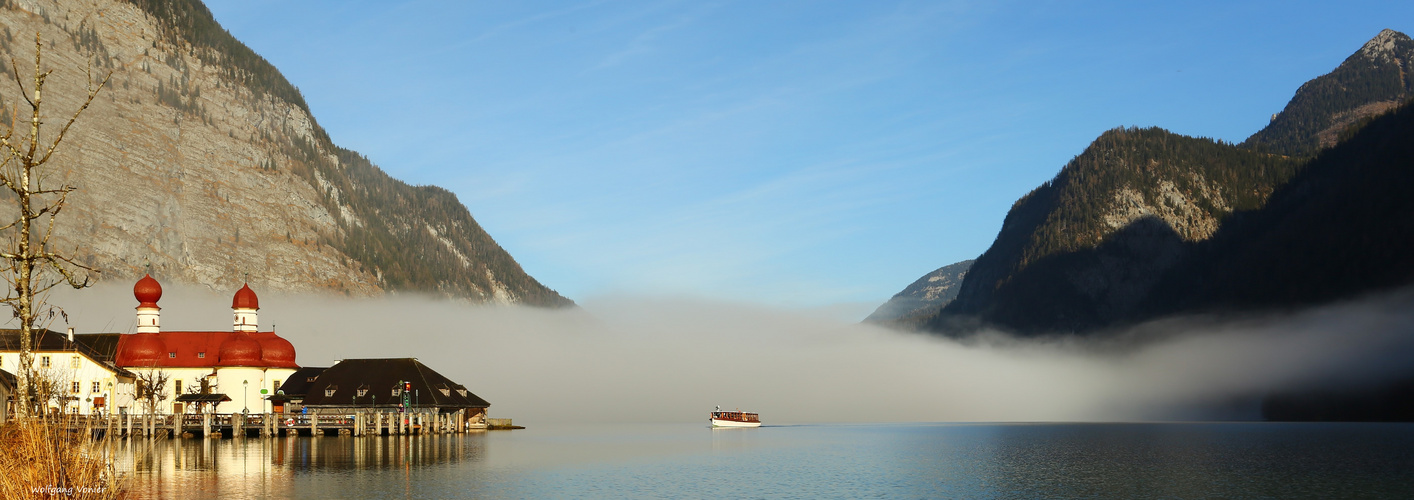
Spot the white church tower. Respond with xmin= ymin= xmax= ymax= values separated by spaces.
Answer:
xmin=233 ymin=283 xmax=259 ymax=332
xmin=134 ymin=274 xmax=162 ymax=333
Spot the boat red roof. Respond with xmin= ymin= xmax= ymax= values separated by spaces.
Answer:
xmin=114 ymin=331 xmax=298 ymax=368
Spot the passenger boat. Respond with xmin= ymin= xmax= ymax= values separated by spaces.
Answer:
xmin=710 ymin=406 xmax=761 ymax=428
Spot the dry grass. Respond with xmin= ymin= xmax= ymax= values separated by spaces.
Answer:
xmin=0 ymin=417 xmax=125 ymax=500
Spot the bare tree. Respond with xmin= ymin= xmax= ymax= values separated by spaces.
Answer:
xmin=35 ymin=365 xmax=77 ymax=418
xmin=0 ymin=34 xmax=109 ymax=417
xmin=133 ymin=367 xmax=169 ymax=436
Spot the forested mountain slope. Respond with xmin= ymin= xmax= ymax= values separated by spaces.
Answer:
xmin=915 ymin=29 xmax=1410 ymax=335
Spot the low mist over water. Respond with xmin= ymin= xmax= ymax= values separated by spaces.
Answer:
xmin=44 ymin=285 xmax=1414 ymax=423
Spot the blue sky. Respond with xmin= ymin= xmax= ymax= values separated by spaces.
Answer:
xmin=206 ymin=1 xmax=1412 ymax=314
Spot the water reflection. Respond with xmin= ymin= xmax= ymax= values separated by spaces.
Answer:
xmin=709 ymin=425 xmax=759 ymax=453
xmin=119 ymin=434 xmax=487 ymax=500
xmin=122 ymin=438 xmax=293 ymax=500
xmin=114 ymin=423 xmax=1414 ymax=499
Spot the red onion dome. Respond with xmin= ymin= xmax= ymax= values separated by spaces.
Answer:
xmin=259 ymin=334 xmax=297 ymax=366
xmin=120 ymin=332 xmax=166 ymax=365
xmin=232 ymin=283 xmax=259 ymax=310
xmin=218 ymin=332 xmax=264 ymax=366
xmin=134 ymin=274 xmax=162 ymax=308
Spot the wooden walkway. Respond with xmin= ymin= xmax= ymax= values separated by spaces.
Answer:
xmin=51 ymin=409 xmax=487 ymax=439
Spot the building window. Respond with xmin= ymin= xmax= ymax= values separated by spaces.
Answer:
xmin=457 ymin=389 xmax=467 ymax=397
xmin=307 ymin=377 xmax=316 ymax=383
xmin=357 ymin=389 xmax=367 ymax=397
xmin=41 ymin=356 xmax=50 ymax=367
xmin=198 ymin=352 xmax=205 ymax=358
xmin=72 ymin=356 xmax=80 ymax=368
xmin=273 ymin=380 xmax=281 ymax=393
xmin=439 ymin=388 xmax=450 ymax=396
xmin=392 ymin=388 xmax=401 ymax=397
xmin=71 ymin=381 xmax=80 ymax=394
xmin=168 ymin=352 xmax=176 ymax=358
xmin=175 ymin=380 xmax=183 ymax=396
xmin=92 ymin=381 xmax=101 ymax=393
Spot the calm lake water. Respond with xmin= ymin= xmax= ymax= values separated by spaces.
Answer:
xmin=116 ymin=422 xmax=1414 ymax=499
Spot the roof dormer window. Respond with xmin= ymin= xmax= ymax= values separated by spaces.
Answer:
xmin=325 ymin=385 xmax=337 ymax=397
xmin=168 ymin=352 xmax=176 ymax=358
xmin=198 ymin=352 xmax=205 ymax=358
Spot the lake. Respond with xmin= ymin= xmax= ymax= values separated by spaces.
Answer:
xmin=118 ymin=422 xmax=1414 ymax=499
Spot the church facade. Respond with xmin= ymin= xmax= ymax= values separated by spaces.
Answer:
xmin=110 ymin=275 xmax=300 ymax=415
xmin=1 ymin=275 xmax=300 ymax=416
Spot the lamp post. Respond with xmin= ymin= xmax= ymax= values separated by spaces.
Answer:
xmin=243 ymin=380 xmax=249 ymax=414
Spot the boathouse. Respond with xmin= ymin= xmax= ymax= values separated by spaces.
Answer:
xmin=268 ymin=366 xmax=327 ymax=413
xmin=296 ymin=358 xmax=489 ymax=427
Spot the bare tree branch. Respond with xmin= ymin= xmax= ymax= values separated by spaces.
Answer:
xmin=0 ymin=33 xmax=105 ymax=417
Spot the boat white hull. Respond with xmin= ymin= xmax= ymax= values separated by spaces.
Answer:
xmin=711 ymin=418 xmax=761 ymax=428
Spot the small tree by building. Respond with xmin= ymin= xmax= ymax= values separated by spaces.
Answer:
xmin=133 ymin=367 xmax=169 ymax=435
xmin=0 ymin=34 xmax=109 ymax=418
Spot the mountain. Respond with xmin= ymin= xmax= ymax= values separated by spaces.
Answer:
xmin=864 ymin=259 xmax=973 ymax=328
xmin=915 ymin=29 xmax=1412 ymax=335
xmin=1144 ymin=94 xmax=1414 ymax=318
xmin=929 ymin=128 xmax=1300 ymax=333
xmin=1243 ymin=29 xmax=1414 ymax=157
xmin=0 ymin=0 xmax=572 ymax=306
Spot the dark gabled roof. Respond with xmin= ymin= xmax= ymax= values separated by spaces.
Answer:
xmin=301 ymin=358 xmax=489 ymax=409
xmin=276 ymin=367 xmax=328 ymax=397
xmin=1 ymin=329 xmax=92 ymax=353
xmin=72 ymin=333 xmax=121 ymax=363
xmin=0 ymin=330 xmax=135 ymax=378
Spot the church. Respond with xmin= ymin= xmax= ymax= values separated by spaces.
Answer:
xmin=109 ymin=275 xmax=300 ymax=415
xmin=0 ymin=275 xmax=300 ymax=416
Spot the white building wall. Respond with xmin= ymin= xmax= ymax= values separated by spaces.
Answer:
xmin=123 ymin=366 xmax=299 ymax=415
xmin=0 ymin=351 xmax=135 ymax=415
xmin=214 ymin=366 xmax=268 ymax=414
xmin=264 ymin=367 xmax=297 ymax=412
xmin=128 ymin=366 xmax=215 ymax=415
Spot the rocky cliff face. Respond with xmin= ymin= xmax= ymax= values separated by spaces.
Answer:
xmin=0 ymin=0 xmax=572 ymax=306
xmin=864 ymin=259 xmax=972 ymax=328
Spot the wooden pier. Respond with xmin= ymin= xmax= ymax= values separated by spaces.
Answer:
xmin=49 ymin=409 xmax=490 ymax=439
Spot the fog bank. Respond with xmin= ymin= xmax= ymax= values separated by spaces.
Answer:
xmin=40 ymin=285 xmax=1414 ymax=424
